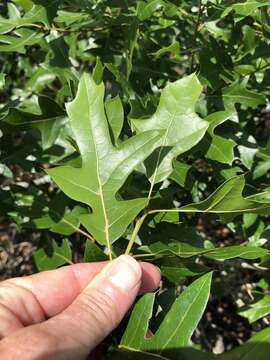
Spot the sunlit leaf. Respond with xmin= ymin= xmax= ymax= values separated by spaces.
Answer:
xmin=131 ymin=74 xmax=208 ymax=184
xmin=121 ymin=273 xmax=212 ymax=355
xmin=48 ymin=74 xmax=163 ymax=247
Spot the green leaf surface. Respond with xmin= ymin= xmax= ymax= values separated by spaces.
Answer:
xmin=21 ymin=0 xmax=59 ymax=26
xmin=55 ymin=9 xmax=90 ymax=26
xmin=33 ymin=205 xmax=88 ymax=235
xmin=222 ymin=0 xmax=270 ymax=19
xmin=93 ymin=57 xmax=104 ymax=85
xmin=205 ymin=110 xmax=237 ymax=164
xmin=137 ymin=0 xmax=164 ymax=21
xmin=141 ymin=241 xmax=268 ymax=261
xmin=152 ymin=41 xmax=180 ymax=59
xmin=0 ymin=96 xmax=68 ymax=149
xmin=13 ymin=0 xmax=33 ymax=12
xmin=114 ymin=326 xmax=270 ymax=359
xmin=161 ymin=258 xmax=209 ymax=281
xmin=170 ymin=160 xmax=191 ymax=187
xmin=0 ymin=73 xmax=5 ymax=89
xmin=0 ymin=28 xmax=43 ymax=53
xmin=223 ymin=81 xmax=266 ymax=110
xmin=238 ymin=140 xmax=257 ymax=170
xmin=0 ymin=163 xmax=13 ymax=178
xmin=84 ymin=240 xmax=107 ymax=262
xmin=0 ymin=0 xmax=59 ymax=33
xmin=140 ymin=239 xmax=206 ymax=259
xmin=48 ymin=74 xmax=162 ymax=248
xmin=33 ymin=239 xmax=72 ymax=271
xmin=239 ymin=292 xmax=270 ymax=323
xmin=121 ymin=273 xmax=212 ymax=355
xmin=220 ymin=326 xmax=270 ymax=360
xmin=2 ymin=1 xmax=270 ymax=356
xmin=131 ymin=74 xmax=209 ymax=184
xmin=105 ymin=96 xmax=124 ymax=145
xmin=177 ymin=175 xmax=270 ymax=217
xmin=254 ymin=161 xmax=270 ymax=179
xmin=204 ymin=246 xmax=268 ymax=260
xmin=109 ymin=347 xmax=214 ymax=360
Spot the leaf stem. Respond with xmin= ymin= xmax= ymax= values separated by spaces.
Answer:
xmin=124 ymin=198 xmax=270 ymax=255
xmin=190 ymin=0 xmax=203 ymax=73
xmin=64 ymin=220 xmax=95 ymax=243
xmin=56 ymin=254 xmax=74 ymax=265
xmin=126 ymin=20 xmax=139 ymax=80
xmin=133 ymin=252 xmax=172 ymax=258
xmin=125 ymin=212 xmax=148 ymax=255
xmin=13 ymin=22 xmax=123 ymax=34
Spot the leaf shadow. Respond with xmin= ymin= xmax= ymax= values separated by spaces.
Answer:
xmin=145 ymin=146 xmax=173 ymax=179
xmin=49 ymin=37 xmax=71 ymax=69
xmin=32 ymin=0 xmax=59 ymax=25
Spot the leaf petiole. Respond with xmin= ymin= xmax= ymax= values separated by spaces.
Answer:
xmin=125 ymin=212 xmax=148 ymax=255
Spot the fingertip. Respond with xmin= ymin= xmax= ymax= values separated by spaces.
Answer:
xmin=140 ymin=262 xmax=161 ymax=293
xmin=117 ymin=255 xmax=142 ymax=279
xmin=88 ymin=254 xmax=142 ymax=294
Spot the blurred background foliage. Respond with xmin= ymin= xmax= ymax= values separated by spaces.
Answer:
xmin=1 ymin=0 xmax=270 ymax=356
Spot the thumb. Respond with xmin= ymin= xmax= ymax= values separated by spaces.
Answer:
xmin=1 ymin=255 xmax=142 ymax=359
xmin=48 ymin=254 xmax=142 ymax=354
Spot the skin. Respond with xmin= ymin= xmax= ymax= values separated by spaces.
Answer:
xmin=0 ymin=255 xmax=161 ymax=360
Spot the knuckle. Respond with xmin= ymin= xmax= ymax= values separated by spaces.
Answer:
xmin=78 ymin=287 xmax=119 ymax=330
xmin=0 ymin=280 xmax=44 ymax=326
xmin=0 ymin=281 xmax=15 ymax=303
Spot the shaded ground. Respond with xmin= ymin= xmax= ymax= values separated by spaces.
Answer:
xmin=0 ymin=218 xmax=38 ymax=280
xmin=193 ymin=217 xmax=270 ymax=353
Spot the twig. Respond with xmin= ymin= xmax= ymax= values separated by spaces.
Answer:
xmin=62 ymin=219 xmax=95 ymax=243
xmin=190 ymin=0 xmax=203 ymax=73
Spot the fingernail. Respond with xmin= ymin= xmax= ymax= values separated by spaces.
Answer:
xmin=103 ymin=255 xmax=142 ymax=292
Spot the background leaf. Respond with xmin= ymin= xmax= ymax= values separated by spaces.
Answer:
xmin=121 ymin=273 xmax=212 ymax=355
xmin=131 ymin=74 xmax=208 ymax=184
xmin=33 ymin=239 xmax=72 ymax=271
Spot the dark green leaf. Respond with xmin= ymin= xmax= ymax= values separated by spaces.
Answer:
xmin=205 ymin=110 xmax=236 ymax=164
xmin=239 ymin=292 xmax=270 ymax=323
xmin=121 ymin=273 xmax=212 ymax=354
xmin=84 ymin=240 xmax=107 ymax=262
xmin=33 ymin=239 xmax=72 ymax=271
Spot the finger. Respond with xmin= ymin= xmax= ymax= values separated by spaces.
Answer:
xmin=12 ymin=261 xmax=160 ymax=316
xmin=0 ymin=259 xmax=160 ymax=337
xmin=0 ymin=255 xmax=146 ymax=359
xmin=140 ymin=262 xmax=161 ymax=294
xmin=0 ymin=260 xmax=159 ymax=320
xmin=0 ymin=262 xmax=107 ymax=338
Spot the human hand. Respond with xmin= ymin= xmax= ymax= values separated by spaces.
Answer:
xmin=0 ymin=255 xmax=160 ymax=359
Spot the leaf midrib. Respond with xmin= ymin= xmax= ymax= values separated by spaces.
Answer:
xmin=204 ymin=179 xmax=240 ymax=212
xmin=5 ymin=115 xmax=65 ymax=126
xmin=84 ymin=77 xmax=110 ymax=250
xmin=126 ymin=300 xmax=149 ymax=347
xmin=119 ymin=345 xmax=169 ymax=360
xmin=234 ymin=1 xmax=270 ymax=9
xmin=148 ymin=111 xmax=176 ymax=195
xmin=208 ymin=138 xmax=235 ymax=163
xmin=0 ymin=30 xmax=37 ymax=50
xmin=158 ymin=277 xmax=208 ymax=352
